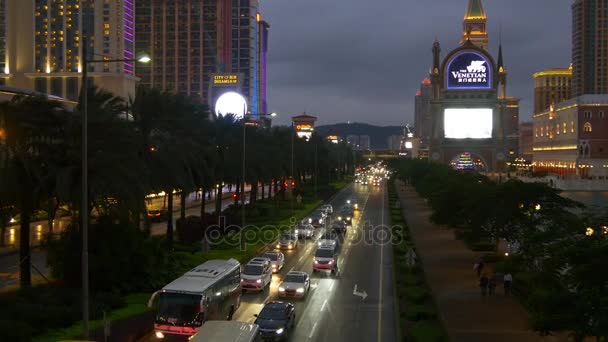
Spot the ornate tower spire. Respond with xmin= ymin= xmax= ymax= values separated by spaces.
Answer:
xmin=497 ymin=42 xmax=507 ymax=99
xmin=431 ymin=38 xmax=441 ymax=100
xmin=460 ymin=0 xmax=489 ymax=50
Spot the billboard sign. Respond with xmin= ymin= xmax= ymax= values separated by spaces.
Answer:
xmin=212 ymin=74 xmax=239 ymax=86
xmin=444 ymin=108 xmax=493 ymax=139
xmin=446 ymin=52 xmax=492 ymax=89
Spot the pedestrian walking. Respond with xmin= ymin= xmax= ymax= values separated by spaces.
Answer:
xmin=479 ymin=274 xmax=489 ymax=296
xmin=488 ymin=274 xmax=497 ymax=296
xmin=503 ymin=273 xmax=513 ymax=295
xmin=474 ymin=258 xmax=485 ymax=277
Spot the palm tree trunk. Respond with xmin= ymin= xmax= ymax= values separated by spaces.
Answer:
xmin=200 ymin=189 xmax=206 ymax=219
xmin=234 ymin=181 xmax=240 ymax=206
xmin=269 ymin=181 xmax=273 ymax=199
xmin=19 ymin=207 xmax=32 ymax=288
xmin=261 ymin=181 xmax=265 ymax=200
xmin=215 ymin=185 xmax=222 ymax=214
xmin=166 ymin=191 xmax=174 ymax=245
xmin=180 ymin=191 xmax=186 ymax=220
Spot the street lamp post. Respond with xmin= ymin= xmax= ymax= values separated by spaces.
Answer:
xmin=79 ymin=37 xmax=149 ymax=339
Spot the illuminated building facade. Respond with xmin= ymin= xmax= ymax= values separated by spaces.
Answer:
xmin=519 ymin=122 xmax=533 ymax=161
xmin=532 ymin=95 xmax=608 ymax=177
xmin=1 ymin=0 xmax=138 ymax=100
xmin=459 ymin=0 xmax=488 ymax=50
xmin=135 ymin=0 xmax=232 ymax=102
xmin=428 ymin=0 xmax=514 ymax=172
xmin=533 ymin=67 xmax=572 ymax=115
xmin=572 ymin=0 xmax=608 ymax=97
xmin=414 ymin=78 xmax=432 ymax=150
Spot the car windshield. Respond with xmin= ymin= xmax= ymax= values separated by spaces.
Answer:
xmin=243 ymin=264 xmax=263 ymax=275
xmin=284 ymin=274 xmax=306 ymax=283
xmin=258 ymin=306 xmax=287 ymax=320
xmin=157 ymin=292 xmax=201 ymax=325
xmin=263 ymin=253 xmax=278 ymax=261
xmin=280 ymin=233 xmax=294 ymax=240
xmin=315 ymin=249 xmax=334 ymax=258
xmin=321 ymin=234 xmax=336 ymax=240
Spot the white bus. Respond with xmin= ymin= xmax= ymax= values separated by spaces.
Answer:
xmin=189 ymin=321 xmax=260 ymax=342
xmin=148 ymin=259 xmax=242 ymax=339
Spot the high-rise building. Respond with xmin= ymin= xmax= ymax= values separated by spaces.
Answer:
xmin=135 ymin=0 xmax=232 ymax=102
xmin=387 ymin=135 xmax=404 ymax=151
xmin=359 ymin=135 xmax=371 ymax=150
xmin=258 ymin=18 xmax=269 ymax=114
xmin=0 ymin=0 xmax=138 ymax=100
xmin=414 ymin=78 xmax=431 ymax=149
xmin=460 ymin=0 xmax=488 ymax=50
xmin=533 ymin=67 xmax=573 ymax=115
xmin=519 ymin=122 xmax=533 ymax=161
xmin=572 ymin=0 xmax=608 ymax=97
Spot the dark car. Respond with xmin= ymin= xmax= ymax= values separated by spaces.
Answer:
xmin=147 ymin=209 xmax=168 ymax=222
xmin=254 ymin=301 xmax=296 ymax=341
xmin=331 ymin=221 xmax=347 ymax=235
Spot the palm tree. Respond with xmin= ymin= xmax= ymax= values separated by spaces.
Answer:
xmin=0 ymin=95 xmax=69 ymax=288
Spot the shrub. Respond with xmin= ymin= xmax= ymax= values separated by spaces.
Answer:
xmin=176 ymin=216 xmax=204 ymax=244
xmin=481 ymin=252 xmax=504 ymax=264
xmin=403 ymin=286 xmax=429 ymax=304
xmin=406 ymin=305 xmax=436 ymax=321
xmin=409 ymin=320 xmax=445 ymax=342
xmin=0 ymin=320 xmax=34 ymax=341
xmin=47 ymin=217 xmax=176 ymax=293
xmin=470 ymin=241 xmax=496 ymax=252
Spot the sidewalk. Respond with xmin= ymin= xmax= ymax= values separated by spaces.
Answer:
xmin=396 ymin=181 xmax=561 ymax=342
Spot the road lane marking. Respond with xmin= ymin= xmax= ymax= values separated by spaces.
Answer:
xmin=321 ymin=299 xmax=328 ymax=312
xmin=329 ymin=282 xmax=334 ymax=292
xmin=377 ymin=183 xmax=385 ymax=342
xmin=309 ymin=322 xmax=318 ymax=339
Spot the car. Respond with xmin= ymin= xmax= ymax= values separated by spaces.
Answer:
xmin=313 ymin=245 xmax=339 ymax=273
xmin=278 ymin=271 xmax=311 ymax=298
xmin=254 ymin=301 xmax=296 ymax=341
xmin=317 ymin=232 xmax=340 ymax=249
xmin=337 ymin=208 xmax=353 ymax=225
xmin=262 ymin=252 xmax=285 ymax=273
xmin=321 ymin=204 xmax=333 ymax=214
xmin=147 ymin=209 xmax=168 ymax=222
xmin=295 ymin=223 xmax=314 ymax=239
xmin=308 ymin=211 xmax=326 ymax=227
xmin=276 ymin=233 xmax=298 ymax=250
xmin=241 ymin=259 xmax=272 ymax=292
xmin=331 ymin=221 xmax=347 ymax=235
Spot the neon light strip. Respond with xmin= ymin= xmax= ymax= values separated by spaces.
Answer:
xmin=123 ymin=0 xmax=134 ymax=74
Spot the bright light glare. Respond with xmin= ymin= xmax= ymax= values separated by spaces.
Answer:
xmin=444 ymin=108 xmax=492 ymax=139
xmin=405 ymin=141 xmax=413 ymax=149
xmin=215 ymin=92 xmax=247 ymax=118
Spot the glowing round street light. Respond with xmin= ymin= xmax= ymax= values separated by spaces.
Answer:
xmin=585 ymin=227 xmax=594 ymax=236
xmin=215 ymin=91 xmax=247 ymax=119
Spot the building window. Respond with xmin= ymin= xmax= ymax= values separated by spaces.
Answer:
xmin=535 ymin=128 xmax=538 ymax=137
xmin=541 ymin=127 xmax=544 ymax=137
xmin=600 ymin=111 xmax=606 ymax=119
xmin=584 ymin=110 xmax=592 ymax=119
xmin=556 ymin=123 xmax=560 ymax=135
xmin=584 ymin=122 xmax=592 ymax=132
xmin=563 ymin=122 xmax=567 ymax=134
xmin=571 ymin=121 xmax=575 ymax=133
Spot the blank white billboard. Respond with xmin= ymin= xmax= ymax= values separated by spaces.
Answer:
xmin=444 ymin=108 xmax=492 ymax=139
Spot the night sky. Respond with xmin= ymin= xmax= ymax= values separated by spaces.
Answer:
xmin=262 ymin=0 xmax=571 ymax=127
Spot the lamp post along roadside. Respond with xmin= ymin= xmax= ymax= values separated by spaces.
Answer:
xmin=79 ymin=36 xmax=150 ymax=339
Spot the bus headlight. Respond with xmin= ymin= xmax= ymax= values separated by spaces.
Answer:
xmin=155 ymin=331 xmax=165 ymax=339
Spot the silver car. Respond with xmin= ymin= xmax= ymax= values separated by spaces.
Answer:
xmin=276 ymin=233 xmax=298 ymax=250
xmin=296 ymin=224 xmax=315 ymax=239
xmin=262 ymin=251 xmax=285 ymax=273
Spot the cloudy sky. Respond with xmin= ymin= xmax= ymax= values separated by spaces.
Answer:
xmin=262 ymin=0 xmax=571 ymax=127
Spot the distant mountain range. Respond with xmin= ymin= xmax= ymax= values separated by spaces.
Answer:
xmin=315 ymin=123 xmax=404 ymax=149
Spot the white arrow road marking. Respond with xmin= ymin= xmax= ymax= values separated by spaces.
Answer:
xmin=353 ymin=284 xmax=368 ymax=300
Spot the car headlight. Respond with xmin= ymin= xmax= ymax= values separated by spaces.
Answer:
xmin=314 ymin=259 xmax=319 ymax=264
xmin=276 ymin=328 xmax=284 ymax=335
xmin=319 ymin=219 xmax=323 ymax=224
xmin=279 ymin=287 xmax=285 ymax=292
xmin=308 ymin=218 xmax=312 ymax=223
xmin=337 ymin=216 xmax=342 ymax=220
xmin=347 ymin=217 xmax=351 ymax=220
xmin=155 ymin=331 xmax=165 ymax=339
xmin=296 ymin=288 xmax=305 ymax=293
xmin=329 ymin=260 xmax=334 ymax=264
xmin=294 ymin=229 xmax=299 ymax=234
xmin=272 ymin=264 xmax=277 ymax=268
xmin=276 ymin=244 xmax=281 ymax=248
xmin=256 ymin=279 xmax=262 ymax=283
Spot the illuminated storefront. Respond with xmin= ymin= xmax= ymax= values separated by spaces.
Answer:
xmin=292 ymin=113 xmax=317 ymax=141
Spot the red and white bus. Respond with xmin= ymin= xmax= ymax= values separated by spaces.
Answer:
xmin=148 ymin=259 xmax=242 ymax=340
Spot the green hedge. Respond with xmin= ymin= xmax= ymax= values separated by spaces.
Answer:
xmin=470 ymin=241 xmax=496 ymax=252
xmin=403 ymin=286 xmax=429 ymax=304
xmin=405 ymin=305 xmax=437 ymax=321
xmin=409 ymin=320 xmax=446 ymax=342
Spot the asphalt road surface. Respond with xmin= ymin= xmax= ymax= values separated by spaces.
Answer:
xmin=140 ymin=182 xmax=396 ymax=342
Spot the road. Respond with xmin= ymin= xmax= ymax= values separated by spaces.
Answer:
xmin=140 ymin=182 xmax=396 ymax=342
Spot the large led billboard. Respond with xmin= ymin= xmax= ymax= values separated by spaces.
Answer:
xmin=444 ymin=108 xmax=492 ymax=139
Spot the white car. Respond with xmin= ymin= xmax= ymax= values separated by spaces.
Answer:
xmin=262 ymin=251 xmax=285 ymax=273
xmin=241 ymin=259 xmax=272 ymax=292
xmin=296 ymin=224 xmax=315 ymax=239
xmin=276 ymin=233 xmax=299 ymax=250
xmin=278 ymin=271 xmax=311 ymax=298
